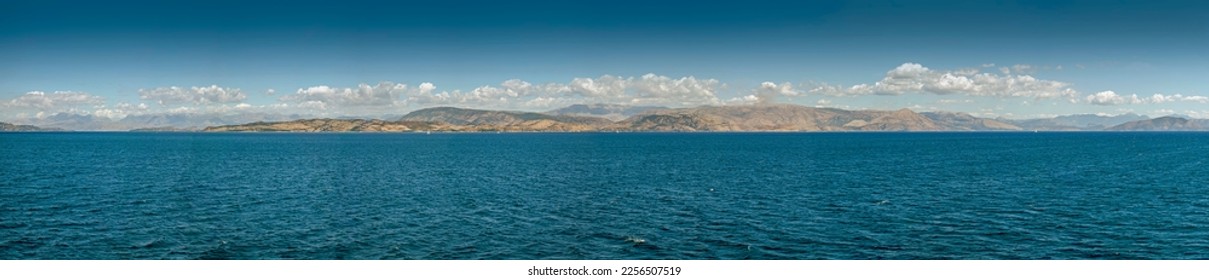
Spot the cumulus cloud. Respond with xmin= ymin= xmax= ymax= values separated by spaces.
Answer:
xmin=281 ymin=82 xmax=408 ymax=108
xmin=724 ymin=94 xmax=763 ymax=105
xmin=1182 ymin=110 xmax=1209 ymax=119
xmin=265 ymin=73 xmax=729 ymax=113
xmin=809 ymin=63 xmax=1078 ymax=99
xmin=410 ymin=84 xmax=524 ymax=105
xmin=139 ymin=85 xmax=246 ymax=105
xmin=1086 ymin=91 xmax=1138 ymax=105
xmin=124 ymin=102 xmax=290 ymax=116
xmin=2 ymin=91 xmax=108 ymax=120
xmin=90 ymin=102 xmax=151 ymax=119
xmin=1148 ymin=93 xmax=1209 ymax=104
xmin=531 ymin=74 xmax=723 ymax=106
xmin=4 ymin=91 xmax=105 ymax=110
xmin=402 ymin=82 xmax=447 ymax=105
xmin=402 ymin=74 xmax=725 ymax=109
xmin=417 ymin=82 xmax=437 ymax=94
xmin=729 ymin=82 xmax=804 ymax=105
xmin=626 ymin=74 xmax=723 ymax=105
xmin=1086 ymin=91 xmax=1209 ymax=106
xmin=540 ymin=75 xmax=629 ymax=98
xmin=755 ymin=82 xmax=803 ymax=97
xmin=399 ymin=80 xmax=532 ymax=108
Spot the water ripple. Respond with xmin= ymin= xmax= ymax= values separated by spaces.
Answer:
xmin=2 ymin=132 xmax=1208 ymax=259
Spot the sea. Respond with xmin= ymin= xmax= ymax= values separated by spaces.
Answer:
xmin=2 ymin=132 xmax=1207 ymax=259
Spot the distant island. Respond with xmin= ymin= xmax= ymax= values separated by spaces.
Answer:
xmin=1106 ymin=116 xmax=1209 ymax=131
xmin=0 ymin=122 xmax=59 ymax=132
xmin=200 ymin=104 xmax=1209 ymax=132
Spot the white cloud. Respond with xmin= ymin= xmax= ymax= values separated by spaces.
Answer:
xmin=1183 ymin=110 xmax=1209 ymax=119
xmin=416 ymin=84 xmax=524 ymax=105
xmin=522 ymin=96 xmax=559 ymax=108
xmin=417 ymin=82 xmax=437 ymax=94
xmin=259 ymin=81 xmax=428 ymax=116
xmin=500 ymin=79 xmax=533 ymax=93
xmin=1148 ymin=93 xmax=1209 ymax=104
xmin=1085 ymin=91 xmax=1209 ymax=106
xmin=403 ymin=82 xmax=449 ymax=105
xmin=133 ymin=102 xmax=296 ymax=116
xmin=952 ymin=68 xmax=980 ymax=76
xmin=937 ymin=99 xmax=974 ymax=104
xmin=755 ymin=82 xmax=803 ymax=97
xmin=296 ymin=101 xmax=327 ymax=111
xmin=809 ymin=63 xmax=1078 ymax=99
xmin=401 ymin=81 xmax=528 ymax=107
xmin=89 ymin=102 xmax=151 ymax=119
xmin=2 ymin=91 xmax=108 ymax=120
xmin=628 ymin=74 xmax=722 ymax=104
xmin=724 ymin=94 xmax=762 ymax=105
xmin=90 ymin=109 xmax=123 ymax=119
xmin=281 ymin=82 xmax=408 ymax=109
xmin=541 ymin=75 xmax=629 ymax=98
xmin=1149 ymin=94 xmax=1173 ymax=103
xmin=139 ymin=85 xmax=246 ymax=105
xmin=1086 ymin=91 xmax=1138 ymax=105
xmin=404 ymin=74 xmax=725 ymax=109
xmin=127 ymin=102 xmax=150 ymax=110
xmin=4 ymin=91 xmax=105 ymax=110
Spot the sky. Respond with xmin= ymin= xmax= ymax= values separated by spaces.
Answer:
xmin=2 ymin=0 xmax=1208 ymax=121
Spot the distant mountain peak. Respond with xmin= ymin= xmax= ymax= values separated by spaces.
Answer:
xmin=1005 ymin=113 xmax=1152 ymax=131
xmin=544 ymin=104 xmax=669 ymax=121
xmin=0 ymin=121 xmax=59 ymax=131
xmin=1108 ymin=116 xmax=1208 ymax=131
xmin=400 ymin=106 xmax=612 ymax=126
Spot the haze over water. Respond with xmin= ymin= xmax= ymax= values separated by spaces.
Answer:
xmin=3 ymin=132 xmax=1207 ymax=259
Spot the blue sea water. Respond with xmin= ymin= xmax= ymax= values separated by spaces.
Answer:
xmin=2 ymin=132 xmax=1208 ymax=259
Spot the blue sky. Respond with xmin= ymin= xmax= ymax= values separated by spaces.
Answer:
xmin=2 ymin=0 xmax=1207 ymax=120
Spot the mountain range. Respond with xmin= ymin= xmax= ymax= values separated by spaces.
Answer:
xmin=201 ymin=104 xmax=1209 ymax=132
xmin=0 ymin=121 xmax=59 ymax=131
xmin=543 ymin=103 xmax=669 ymax=121
xmin=8 ymin=112 xmax=310 ymax=131
xmin=1003 ymin=113 xmax=1151 ymax=131
xmin=6 ymin=104 xmax=1207 ymax=132
xmin=1106 ymin=116 xmax=1209 ymax=131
